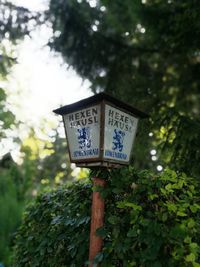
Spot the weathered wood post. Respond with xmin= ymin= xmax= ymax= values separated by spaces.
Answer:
xmin=89 ymin=177 xmax=106 ymax=267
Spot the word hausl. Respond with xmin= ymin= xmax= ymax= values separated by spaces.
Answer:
xmin=108 ymin=109 xmax=135 ymax=133
xmin=69 ymin=107 xmax=98 ymax=128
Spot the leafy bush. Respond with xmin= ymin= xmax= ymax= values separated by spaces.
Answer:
xmin=13 ymin=182 xmax=91 ymax=267
xmin=0 ymin=169 xmax=23 ymax=266
xmin=13 ymin=168 xmax=200 ymax=267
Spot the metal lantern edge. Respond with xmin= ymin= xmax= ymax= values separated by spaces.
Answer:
xmin=53 ymin=93 xmax=148 ymax=168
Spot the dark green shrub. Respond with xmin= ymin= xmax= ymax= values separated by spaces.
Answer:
xmin=13 ymin=168 xmax=200 ymax=267
xmin=12 ymin=182 xmax=91 ymax=267
xmin=0 ymin=169 xmax=23 ymax=266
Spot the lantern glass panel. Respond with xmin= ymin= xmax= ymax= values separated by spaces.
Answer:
xmin=63 ymin=104 xmax=101 ymax=161
xmin=103 ymin=104 xmax=138 ymax=163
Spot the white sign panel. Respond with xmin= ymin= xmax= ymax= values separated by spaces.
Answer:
xmin=103 ymin=104 xmax=138 ymax=162
xmin=63 ymin=105 xmax=100 ymax=160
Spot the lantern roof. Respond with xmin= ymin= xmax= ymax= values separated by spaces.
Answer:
xmin=53 ymin=92 xmax=148 ymax=119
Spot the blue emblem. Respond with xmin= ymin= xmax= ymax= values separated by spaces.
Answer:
xmin=77 ymin=127 xmax=91 ymax=149
xmin=112 ymin=129 xmax=125 ymax=152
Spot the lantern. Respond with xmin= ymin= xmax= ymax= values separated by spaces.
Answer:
xmin=53 ymin=93 xmax=148 ymax=168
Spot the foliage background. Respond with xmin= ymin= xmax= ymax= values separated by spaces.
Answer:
xmin=0 ymin=0 xmax=200 ymax=265
xmin=0 ymin=165 xmax=23 ymax=266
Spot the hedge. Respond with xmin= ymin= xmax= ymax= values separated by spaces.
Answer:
xmin=13 ymin=168 xmax=200 ymax=267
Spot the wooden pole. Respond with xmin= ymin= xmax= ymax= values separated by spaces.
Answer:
xmin=89 ymin=177 xmax=106 ymax=267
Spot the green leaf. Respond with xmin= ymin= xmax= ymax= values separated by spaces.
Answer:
xmin=185 ymin=253 xmax=196 ymax=262
xmin=162 ymin=212 xmax=168 ymax=222
xmin=96 ymin=227 xmax=107 ymax=238
xmin=108 ymin=215 xmax=119 ymax=224
xmin=127 ymin=229 xmax=137 ymax=237
xmin=188 ymin=219 xmax=195 ymax=228
xmin=117 ymin=201 xmax=142 ymax=211
xmin=177 ymin=211 xmax=187 ymax=217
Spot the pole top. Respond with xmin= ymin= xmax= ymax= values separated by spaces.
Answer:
xmin=53 ymin=92 xmax=149 ymax=119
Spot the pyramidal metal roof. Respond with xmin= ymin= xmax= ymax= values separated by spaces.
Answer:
xmin=53 ymin=92 xmax=148 ymax=119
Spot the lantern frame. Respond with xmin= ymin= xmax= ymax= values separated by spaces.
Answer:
xmin=53 ymin=93 xmax=148 ymax=168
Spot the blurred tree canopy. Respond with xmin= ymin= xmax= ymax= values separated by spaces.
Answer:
xmin=45 ymin=0 xmax=200 ymax=177
xmin=0 ymin=2 xmax=42 ymax=265
xmin=0 ymin=0 xmax=39 ymax=75
xmin=0 ymin=1 xmax=37 ymax=142
xmin=20 ymin=127 xmax=74 ymax=192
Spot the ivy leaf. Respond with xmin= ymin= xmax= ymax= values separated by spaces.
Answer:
xmin=96 ymin=227 xmax=107 ymax=238
xmin=108 ymin=215 xmax=119 ymax=224
xmin=185 ymin=253 xmax=196 ymax=262
xmin=127 ymin=229 xmax=137 ymax=237
xmin=187 ymin=219 xmax=195 ymax=228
